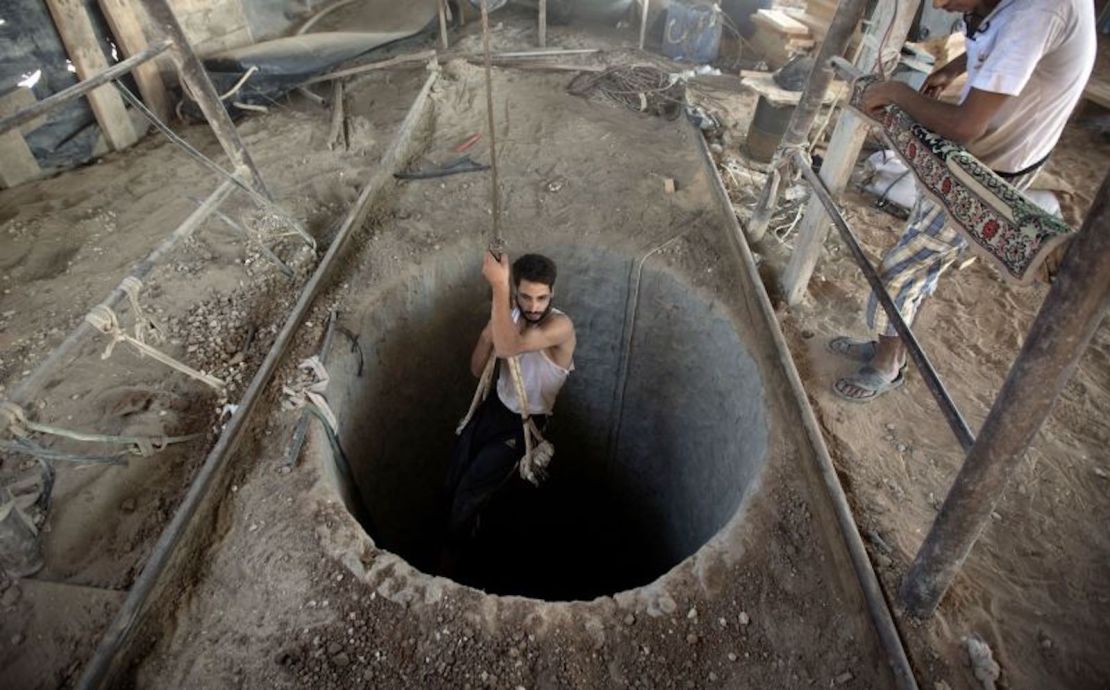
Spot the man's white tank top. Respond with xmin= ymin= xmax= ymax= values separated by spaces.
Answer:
xmin=496 ymin=308 xmax=572 ymax=416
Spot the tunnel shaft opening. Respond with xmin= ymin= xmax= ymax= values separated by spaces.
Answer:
xmin=321 ymin=245 xmax=769 ymax=601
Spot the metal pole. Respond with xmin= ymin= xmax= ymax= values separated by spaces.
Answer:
xmin=746 ymin=0 xmax=870 ymax=242
xmin=639 ymin=0 xmax=650 ymax=50
xmin=137 ymin=0 xmax=272 ymax=200
xmin=792 ymin=149 xmax=976 ymax=451
xmin=0 ymin=40 xmax=171 ymax=136
xmin=901 ymin=172 xmax=1110 ymax=618
xmin=77 ymin=65 xmax=439 ymax=690
xmin=4 ymin=181 xmax=235 ymax=410
xmin=437 ymin=0 xmax=450 ymax=50
xmin=538 ymin=0 xmax=547 ymax=48
xmin=693 ymin=127 xmax=919 ymax=690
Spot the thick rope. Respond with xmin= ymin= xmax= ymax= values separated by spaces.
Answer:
xmin=454 ymin=352 xmax=554 ymax=486
xmin=479 ymin=0 xmax=503 ymax=248
xmin=456 ymin=353 xmax=497 ymax=434
xmin=84 ymin=304 xmax=226 ymax=392
xmin=120 ymin=277 xmax=165 ymax=345
xmin=282 ymin=356 xmax=339 ymax=433
xmin=1 ymin=401 xmax=203 ymax=457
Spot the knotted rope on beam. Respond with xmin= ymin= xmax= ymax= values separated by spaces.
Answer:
xmin=848 ymin=74 xmax=1073 ymax=285
xmin=85 ymin=298 xmax=226 ymax=392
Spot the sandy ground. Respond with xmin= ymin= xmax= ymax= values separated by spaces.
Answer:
xmin=117 ymin=60 xmax=894 ymax=690
xmin=0 ymin=57 xmax=423 ymax=688
xmin=1 ymin=5 xmax=1108 ymax=689
xmin=767 ymin=115 xmax=1110 ymax=689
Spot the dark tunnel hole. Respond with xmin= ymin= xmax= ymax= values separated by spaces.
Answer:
xmin=323 ymin=245 xmax=769 ymax=601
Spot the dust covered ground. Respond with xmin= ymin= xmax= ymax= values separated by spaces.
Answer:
xmin=1 ymin=7 xmax=1108 ymax=690
xmin=765 ymin=118 xmax=1110 ymax=689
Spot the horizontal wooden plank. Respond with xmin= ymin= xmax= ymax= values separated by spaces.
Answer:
xmin=755 ymin=8 xmax=810 ymax=36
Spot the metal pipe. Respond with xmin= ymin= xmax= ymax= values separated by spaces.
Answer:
xmin=76 ymin=64 xmax=439 ymax=690
xmin=693 ymin=127 xmax=919 ymax=690
xmin=114 ymin=83 xmax=315 ymax=250
xmin=746 ymin=0 xmax=871 ymax=242
xmin=138 ymin=0 xmax=271 ymax=199
xmin=791 ymin=149 xmax=976 ymax=451
xmin=538 ymin=0 xmax=547 ymax=48
xmin=0 ymin=40 xmax=171 ymax=136
xmin=4 ymin=181 xmax=235 ymax=410
xmin=901 ymin=172 xmax=1110 ymax=617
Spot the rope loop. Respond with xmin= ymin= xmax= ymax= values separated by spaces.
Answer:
xmin=120 ymin=276 xmax=166 ymax=345
xmin=1 ymin=400 xmax=31 ymax=438
xmin=85 ymin=304 xmax=125 ymax=359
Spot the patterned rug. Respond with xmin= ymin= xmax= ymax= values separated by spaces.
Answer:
xmin=847 ymin=75 xmax=1074 ymax=285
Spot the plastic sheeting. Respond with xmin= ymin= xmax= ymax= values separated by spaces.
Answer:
xmin=0 ymin=0 xmax=129 ymax=169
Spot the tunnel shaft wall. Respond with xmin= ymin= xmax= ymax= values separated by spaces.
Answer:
xmin=320 ymin=242 xmax=768 ymax=599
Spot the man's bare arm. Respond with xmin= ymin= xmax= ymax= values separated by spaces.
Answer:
xmin=862 ymin=81 xmax=1010 ymax=145
xmin=470 ymin=321 xmax=494 ymax=378
xmin=922 ymin=52 xmax=968 ymax=99
xmin=482 ymin=252 xmax=574 ymax=358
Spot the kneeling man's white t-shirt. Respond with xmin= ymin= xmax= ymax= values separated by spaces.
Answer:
xmin=960 ymin=0 xmax=1095 ymax=174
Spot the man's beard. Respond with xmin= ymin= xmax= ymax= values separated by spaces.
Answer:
xmin=518 ymin=300 xmax=553 ymax=324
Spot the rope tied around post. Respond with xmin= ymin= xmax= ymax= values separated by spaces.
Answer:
xmin=120 ymin=277 xmax=166 ymax=345
xmin=85 ymin=303 xmax=226 ymax=392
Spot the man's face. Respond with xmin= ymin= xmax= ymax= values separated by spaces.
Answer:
xmin=515 ymin=279 xmax=553 ymax=323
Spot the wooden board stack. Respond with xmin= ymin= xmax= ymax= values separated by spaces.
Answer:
xmin=749 ymin=9 xmax=815 ymax=69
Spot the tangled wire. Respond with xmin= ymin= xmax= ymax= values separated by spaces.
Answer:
xmin=568 ymin=65 xmax=687 ymax=120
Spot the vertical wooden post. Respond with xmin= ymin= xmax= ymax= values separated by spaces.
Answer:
xmin=437 ymin=0 xmax=450 ymax=50
xmin=97 ymin=0 xmax=172 ymax=124
xmin=539 ymin=0 xmax=547 ymax=48
xmin=0 ymin=89 xmax=44 ymax=189
xmin=639 ymin=0 xmax=650 ymax=50
xmin=745 ymin=0 xmax=872 ymax=243
xmin=901 ymin=172 xmax=1110 ymax=618
xmin=137 ymin=0 xmax=271 ymax=199
xmin=44 ymin=0 xmax=140 ymax=151
xmin=779 ymin=0 xmax=921 ymax=303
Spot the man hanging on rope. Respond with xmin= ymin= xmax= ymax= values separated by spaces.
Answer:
xmin=442 ymin=251 xmax=576 ymax=566
xmin=830 ymin=0 xmax=1095 ymax=401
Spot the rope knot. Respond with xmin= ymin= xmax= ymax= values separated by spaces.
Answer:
xmin=1 ymin=401 xmax=31 ymax=438
xmin=85 ymin=304 xmax=125 ymax=358
xmin=121 ymin=276 xmax=165 ymax=345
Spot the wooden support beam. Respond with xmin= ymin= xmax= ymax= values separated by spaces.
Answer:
xmin=0 ymin=41 xmax=170 ymax=137
xmin=901 ymin=171 xmax=1110 ymax=618
xmin=437 ymin=0 xmax=450 ymax=50
xmin=138 ymin=0 xmax=271 ymax=199
xmin=97 ymin=0 xmax=172 ymax=124
xmin=0 ymin=89 xmax=45 ymax=189
xmin=539 ymin=0 xmax=547 ymax=48
xmin=44 ymin=0 xmax=140 ymax=151
xmin=779 ymin=0 xmax=921 ymax=304
xmin=745 ymin=0 xmax=872 ymax=242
